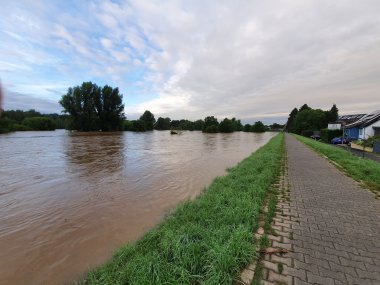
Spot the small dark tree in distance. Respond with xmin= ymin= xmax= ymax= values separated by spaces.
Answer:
xmin=155 ymin=117 xmax=171 ymax=130
xmin=219 ymin=118 xmax=234 ymax=133
xmin=243 ymin=124 xmax=251 ymax=132
xmin=203 ymin=116 xmax=219 ymax=133
xmin=251 ymin=121 xmax=266 ymax=132
xmin=140 ymin=110 xmax=155 ymax=131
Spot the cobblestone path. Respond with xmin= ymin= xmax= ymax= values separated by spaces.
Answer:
xmin=259 ymin=134 xmax=380 ymax=285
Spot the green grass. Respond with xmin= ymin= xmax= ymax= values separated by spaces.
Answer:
xmin=277 ymin=263 xmax=284 ymax=274
xmin=264 ymin=194 xmax=277 ymax=233
xmin=259 ymin=234 xmax=270 ymax=249
xmin=82 ymin=134 xmax=284 ymax=285
xmin=294 ymin=134 xmax=380 ymax=194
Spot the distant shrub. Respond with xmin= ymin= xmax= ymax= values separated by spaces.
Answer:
xmin=11 ymin=123 xmax=32 ymax=131
xmin=251 ymin=121 xmax=266 ymax=133
xmin=124 ymin=120 xmax=146 ymax=132
xmin=219 ymin=118 xmax=234 ymax=133
xmin=243 ymin=124 xmax=251 ymax=132
xmin=22 ymin=117 xmax=55 ymax=131
xmin=203 ymin=125 xmax=219 ymax=133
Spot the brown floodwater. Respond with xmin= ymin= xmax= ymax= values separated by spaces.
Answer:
xmin=0 ymin=130 xmax=275 ymax=285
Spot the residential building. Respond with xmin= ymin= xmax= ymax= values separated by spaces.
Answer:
xmin=345 ymin=110 xmax=380 ymax=140
xmin=327 ymin=114 xmax=366 ymax=130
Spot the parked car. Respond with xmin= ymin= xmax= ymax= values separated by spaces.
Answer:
xmin=310 ymin=134 xmax=321 ymax=141
xmin=331 ymin=137 xmax=350 ymax=145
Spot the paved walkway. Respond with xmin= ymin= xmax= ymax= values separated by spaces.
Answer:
xmin=260 ymin=134 xmax=380 ymax=285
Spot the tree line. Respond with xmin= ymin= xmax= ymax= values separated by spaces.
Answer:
xmin=285 ymin=103 xmax=339 ymax=137
xmin=59 ymin=82 xmax=281 ymax=133
xmin=1 ymin=82 xmax=285 ymax=134
xmin=0 ymin=109 xmax=68 ymax=133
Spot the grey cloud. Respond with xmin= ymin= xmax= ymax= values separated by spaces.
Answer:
xmin=2 ymin=0 xmax=380 ymax=124
xmin=4 ymin=90 xmax=62 ymax=114
xmin=126 ymin=0 xmax=380 ymax=123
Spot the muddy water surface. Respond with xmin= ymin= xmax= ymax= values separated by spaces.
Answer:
xmin=0 ymin=130 xmax=275 ymax=285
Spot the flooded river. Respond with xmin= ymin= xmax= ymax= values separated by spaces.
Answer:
xmin=0 ymin=130 xmax=275 ymax=285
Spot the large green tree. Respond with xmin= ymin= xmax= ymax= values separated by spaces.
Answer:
xmin=140 ymin=110 xmax=155 ymax=131
xmin=286 ymin=108 xmax=298 ymax=131
xmin=59 ymin=82 xmax=124 ymax=131
xmin=325 ymin=104 xmax=339 ymax=123
xmin=292 ymin=109 xmax=327 ymax=134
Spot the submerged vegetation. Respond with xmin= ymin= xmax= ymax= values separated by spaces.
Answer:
xmin=0 ymin=109 xmax=67 ymax=133
xmin=83 ymin=134 xmax=284 ymax=284
xmin=60 ymin=82 xmax=125 ymax=131
xmin=295 ymin=134 xmax=380 ymax=194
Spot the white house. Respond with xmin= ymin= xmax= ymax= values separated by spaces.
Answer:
xmin=327 ymin=123 xmax=341 ymax=130
xmin=327 ymin=114 xmax=366 ymax=130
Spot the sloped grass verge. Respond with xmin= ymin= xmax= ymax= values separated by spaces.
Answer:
xmin=294 ymin=134 xmax=380 ymax=194
xmin=83 ymin=134 xmax=284 ymax=285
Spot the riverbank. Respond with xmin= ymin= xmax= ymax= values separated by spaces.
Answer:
xmin=82 ymin=134 xmax=284 ymax=284
xmin=294 ymin=134 xmax=380 ymax=195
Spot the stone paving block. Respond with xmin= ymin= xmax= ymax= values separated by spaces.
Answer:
xmin=267 ymin=270 xmax=292 ymax=284
xmin=283 ymin=266 xmax=307 ymax=281
xmin=324 ymin=246 xmax=350 ymax=259
xmin=356 ymin=268 xmax=380 ymax=280
xmin=267 ymin=234 xmax=282 ymax=242
xmin=329 ymin=261 xmax=358 ymax=277
xmin=294 ymin=259 xmax=319 ymax=275
xmin=345 ymin=274 xmax=373 ymax=285
xmin=261 ymin=281 xmax=277 ymax=285
xmin=294 ymin=277 xmax=309 ymax=285
xmin=365 ymin=262 xmax=380 ymax=273
xmin=306 ymin=271 xmax=335 ymax=285
xmin=334 ymin=243 xmax=359 ymax=255
xmin=270 ymin=253 xmax=292 ymax=266
xmin=272 ymin=240 xmax=292 ymax=251
xmin=348 ymin=252 xmax=374 ymax=265
xmin=304 ymin=254 xmax=330 ymax=270
xmin=318 ymin=266 xmax=346 ymax=281
xmin=262 ymin=260 xmax=278 ymax=272
xmin=241 ymin=268 xmax=255 ymax=284
xmin=339 ymin=257 xmax=366 ymax=270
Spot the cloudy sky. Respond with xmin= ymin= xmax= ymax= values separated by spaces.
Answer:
xmin=1 ymin=0 xmax=380 ymax=123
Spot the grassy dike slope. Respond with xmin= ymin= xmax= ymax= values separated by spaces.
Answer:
xmin=84 ymin=134 xmax=284 ymax=285
xmin=294 ymin=134 xmax=380 ymax=194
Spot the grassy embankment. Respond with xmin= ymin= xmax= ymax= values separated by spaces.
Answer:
xmin=83 ymin=134 xmax=284 ymax=285
xmin=294 ymin=134 xmax=380 ymax=195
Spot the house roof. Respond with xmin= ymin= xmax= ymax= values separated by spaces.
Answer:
xmin=345 ymin=110 xmax=380 ymax=128
xmin=330 ymin=114 xmax=366 ymax=125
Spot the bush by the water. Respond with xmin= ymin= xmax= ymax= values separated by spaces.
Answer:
xmin=22 ymin=117 xmax=55 ymax=131
xmin=0 ymin=110 xmax=64 ymax=133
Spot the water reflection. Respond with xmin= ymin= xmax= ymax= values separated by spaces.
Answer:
xmin=65 ymin=132 xmax=125 ymax=175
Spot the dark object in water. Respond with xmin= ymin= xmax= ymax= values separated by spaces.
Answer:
xmin=170 ymin=130 xmax=179 ymax=135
